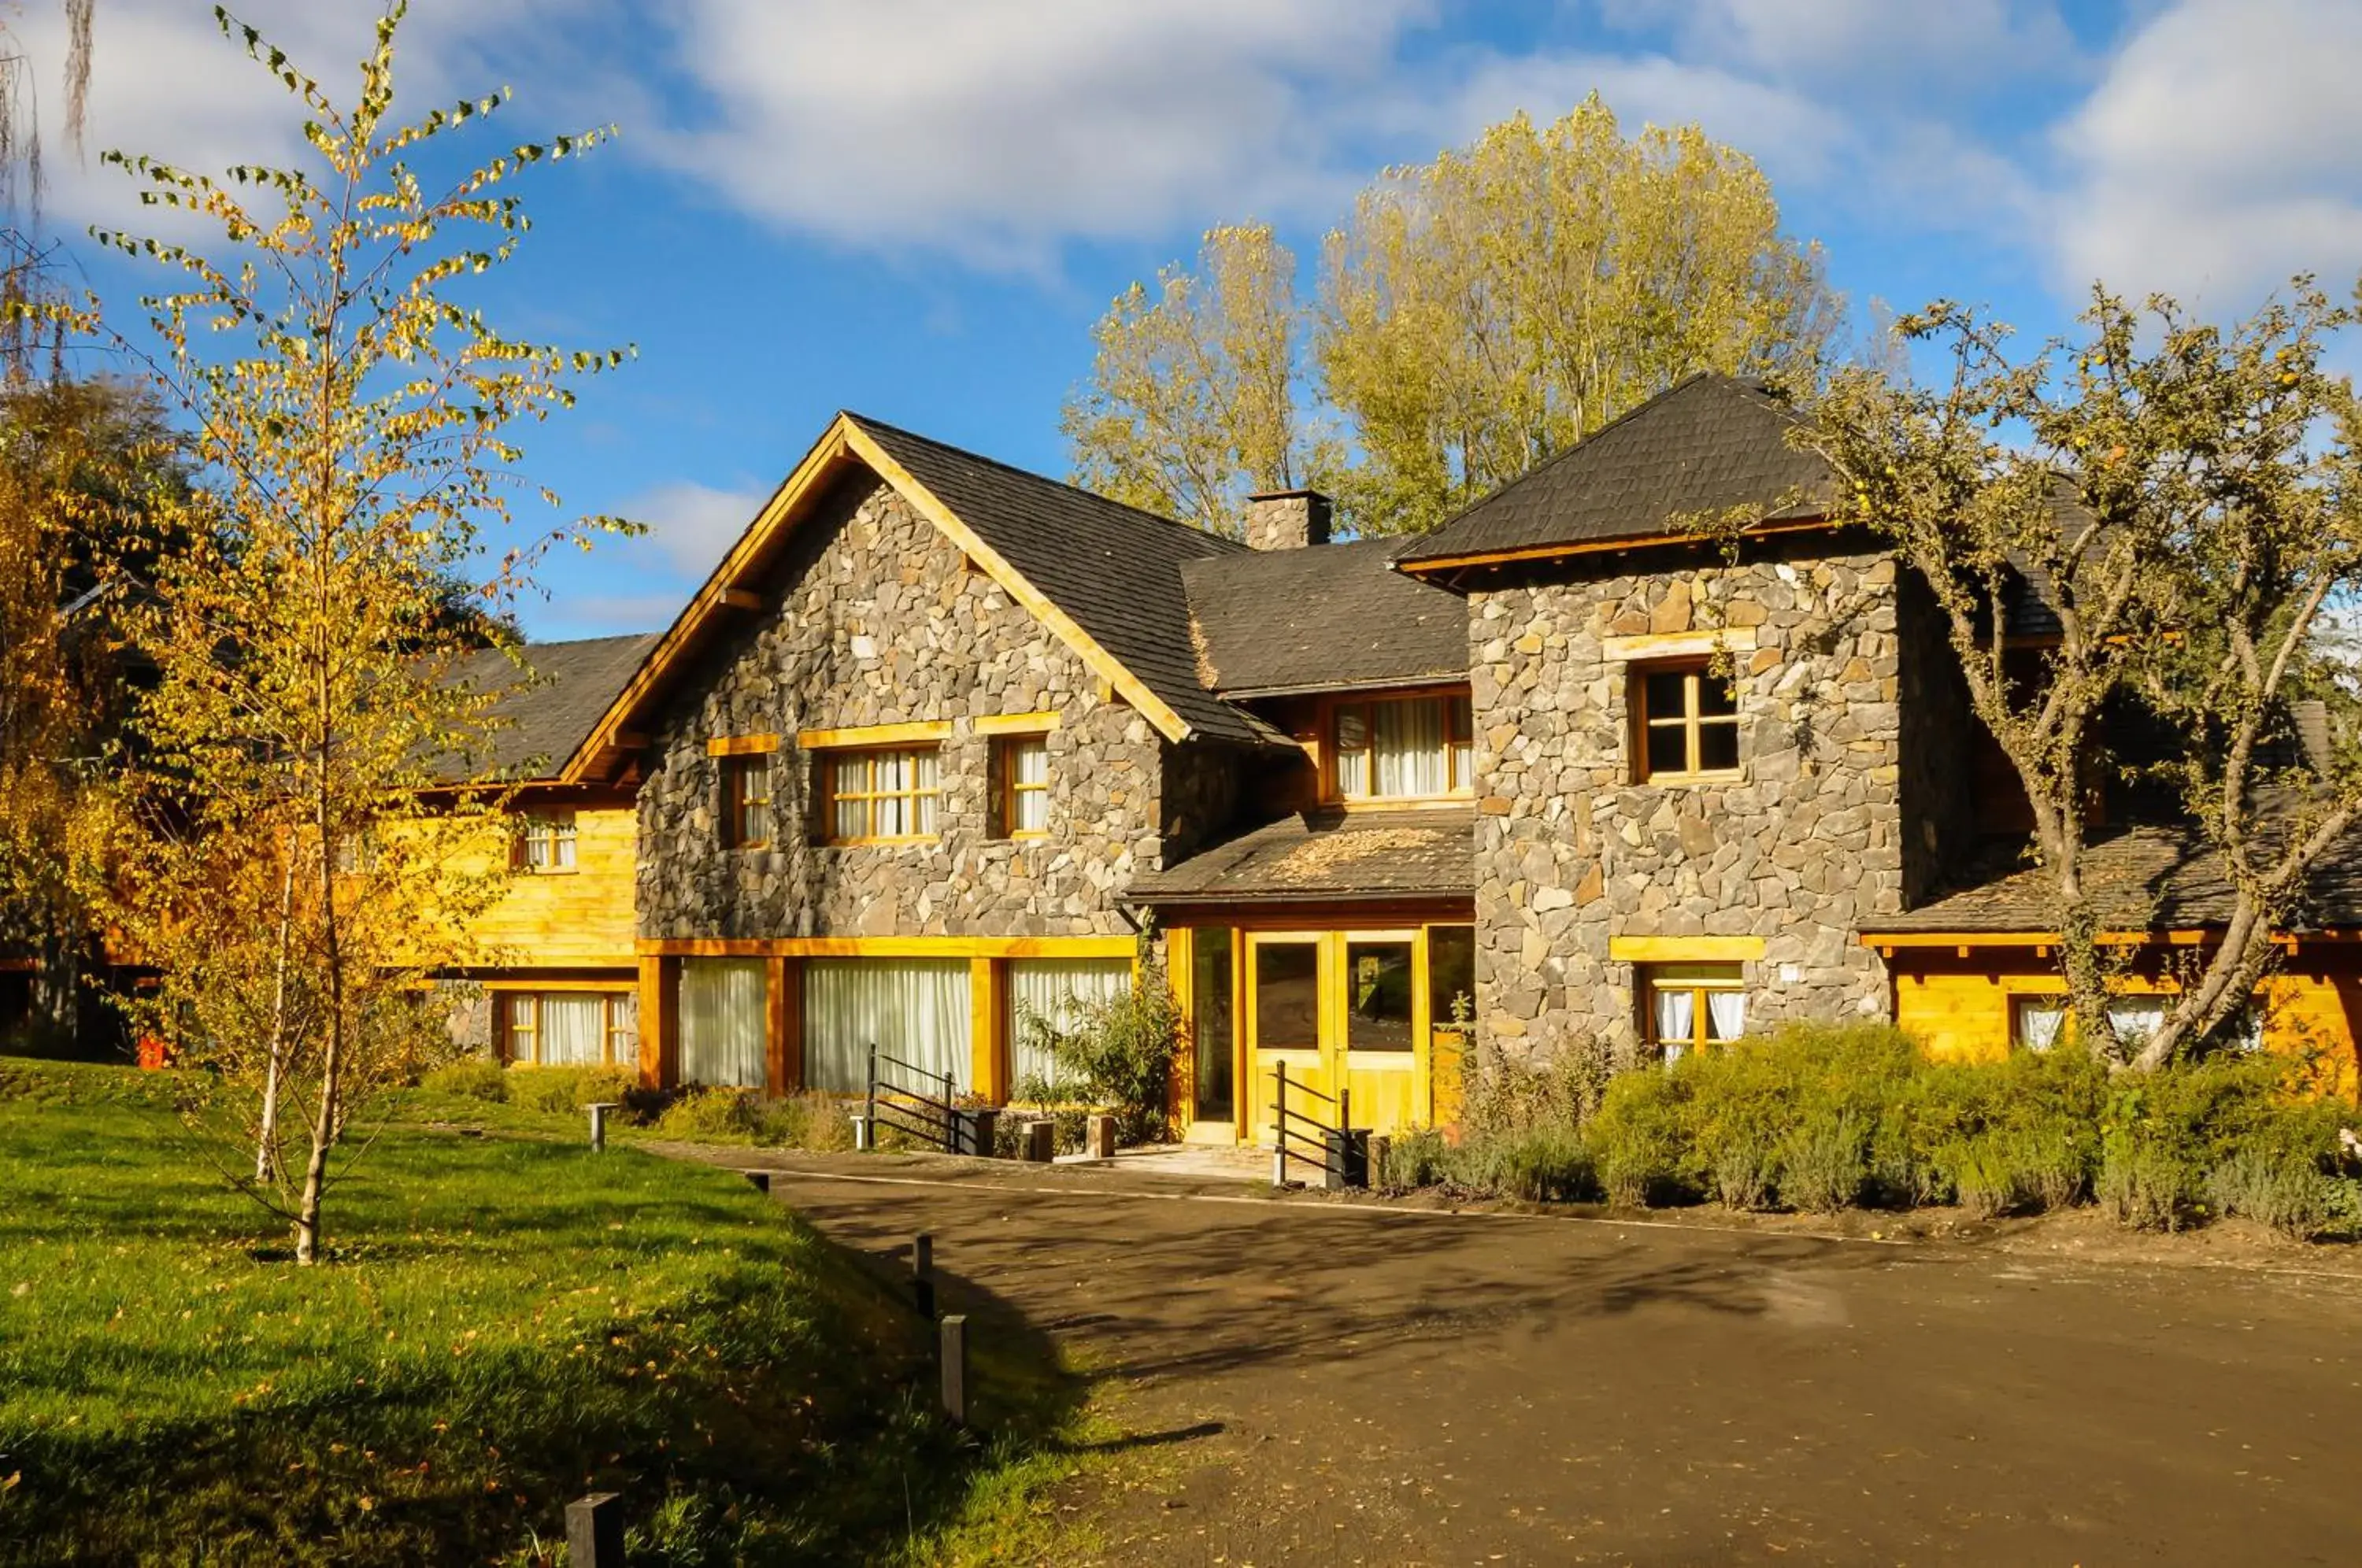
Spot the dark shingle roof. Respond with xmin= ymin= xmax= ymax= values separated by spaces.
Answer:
xmin=1182 ymin=538 xmax=1467 ymax=697
xmin=1397 ymin=374 xmax=1834 ymax=567
xmin=850 ymin=416 xmax=1273 ymax=745
xmin=1867 ymin=818 xmax=2362 ymax=935
xmin=442 ymin=633 xmax=659 ymax=782
xmin=1127 ymin=808 xmax=1475 ymax=905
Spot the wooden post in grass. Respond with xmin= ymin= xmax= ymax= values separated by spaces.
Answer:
xmin=939 ymin=1313 xmax=968 ymax=1426
xmin=566 ymin=1492 xmax=624 ymax=1568
xmin=587 ymin=1101 xmax=619 ymax=1153
xmin=913 ymin=1232 xmax=935 ymax=1320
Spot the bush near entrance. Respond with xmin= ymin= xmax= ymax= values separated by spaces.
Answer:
xmin=1384 ymin=1025 xmax=2362 ymax=1239
xmin=0 ymin=1060 xmax=1077 ymax=1563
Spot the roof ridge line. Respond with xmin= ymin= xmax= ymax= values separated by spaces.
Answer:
xmin=842 ymin=409 xmax=1252 ymax=556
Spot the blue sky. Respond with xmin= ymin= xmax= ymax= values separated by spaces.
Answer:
xmin=28 ymin=0 xmax=2362 ymax=638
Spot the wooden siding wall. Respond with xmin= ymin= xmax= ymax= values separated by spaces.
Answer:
xmin=1890 ymin=945 xmax=2362 ymax=1098
xmin=456 ymin=805 xmax=639 ymax=968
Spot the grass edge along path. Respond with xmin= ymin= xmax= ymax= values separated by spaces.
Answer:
xmin=0 ymin=1058 xmax=1092 ymax=1565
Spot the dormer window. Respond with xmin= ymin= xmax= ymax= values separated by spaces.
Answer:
xmin=512 ymin=811 xmax=578 ymax=873
xmin=1330 ymin=692 xmax=1474 ymax=801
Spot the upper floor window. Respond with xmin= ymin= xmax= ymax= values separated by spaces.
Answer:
xmin=722 ymin=753 xmax=776 ymax=849
xmin=993 ymin=734 xmax=1050 ymax=838
xmin=1332 ymin=692 xmax=1474 ymax=801
xmin=512 ymin=811 xmax=577 ymax=873
xmin=1633 ymin=660 xmax=1739 ymax=782
xmin=824 ymin=746 xmax=941 ymax=843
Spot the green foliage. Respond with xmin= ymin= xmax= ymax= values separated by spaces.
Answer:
xmin=0 ymin=1060 xmax=1081 ymax=1562
xmin=418 ymin=1058 xmax=507 ymax=1102
xmin=1013 ymin=982 xmax=1181 ymax=1146
xmin=506 ymin=1063 xmax=637 ymax=1117
xmin=1385 ymin=1024 xmax=2357 ymax=1237
xmin=647 ymin=1088 xmax=858 ymax=1154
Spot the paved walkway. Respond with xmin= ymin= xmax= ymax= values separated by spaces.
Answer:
xmin=690 ymin=1148 xmax=2362 ymax=1565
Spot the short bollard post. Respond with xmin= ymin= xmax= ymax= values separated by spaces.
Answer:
xmin=851 ymin=1114 xmax=873 ymax=1152
xmin=939 ymin=1313 xmax=968 ymax=1427
xmin=1022 ymin=1119 xmax=1053 ymax=1163
xmin=1085 ymin=1112 xmax=1116 ymax=1160
xmin=586 ymin=1101 xmax=617 ymax=1153
xmin=742 ymin=1169 xmax=771 ymax=1195
xmin=913 ymin=1232 xmax=935 ymax=1320
xmin=565 ymin=1491 xmax=624 ymax=1568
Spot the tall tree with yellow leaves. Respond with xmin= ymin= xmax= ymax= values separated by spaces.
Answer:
xmin=1067 ymin=96 xmax=1838 ymax=537
xmin=67 ymin=3 xmax=629 ymax=1261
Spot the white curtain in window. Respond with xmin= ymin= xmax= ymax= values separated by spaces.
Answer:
xmin=680 ymin=958 xmax=768 ymax=1087
xmin=1007 ymin=958 xmax=1131 ymax=1091
xmin=803 ymin=959 xmax=971 ymax=1094
xmin=1012 ymin=741 xmax=1050 ymax=833
xmin=1373 ymin=699 xmax=1446 ymax=797
xmin=830 ymin=753 xmax=868 ymax=840
xmin=1654 ymin=987 xmax=1694 ymax=1061
xmin=1705 ymin=989 xmax=1746 ymax=1041
xmin=540 ymin=993 xmax=605 ymax=1066
xmin=2017 ymin=1000 xmax=2066 ymax=1052
xmin=2107 ymin=996 xmax=2168 ymax=1045
xmin=607 ymin=990 xmax=640 ymax=1059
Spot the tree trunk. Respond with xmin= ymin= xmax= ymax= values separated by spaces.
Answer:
xmin=254 ymin=844 xmax=296 ymax=1186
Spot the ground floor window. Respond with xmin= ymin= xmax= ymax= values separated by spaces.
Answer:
xmin=1006 ymin=956 xmax=1131 ymax=1096
xmin=502 ymin=989 xmax=636 ymax=1067
xmin=1642 ymin=962 xmax=1745 ymax=1062
xmin=1344 ymin=938 xmax=1416 ymax=1052
xmin=803 ymin=958 xmax=971 ymax=1094
xmin=680 ymin=958 xmax=767 ymax=1087
xmin=1190 ymin=932 xmax=1235 ymax=1122
xmin=1427 ymin=925 xmax=1475 ymax=1030
xmin=2014 ymin=992 xmax=2260 ymax=1053
xmin=2012 ymin=995 xmax=2068 ymax=1052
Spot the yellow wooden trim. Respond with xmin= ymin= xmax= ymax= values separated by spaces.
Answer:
xmin=474 ymin=978 xmax=637 ymax=993
xmin=840 ymin=421 xmax=1196 ymax=744
xmin=637 ymin=934 xmax=1137 ymax=960
xmin=1609 ymin=934 xmax=1767 ymax=962
xmin=795 ymin=719 xmax=954 ymax=750
xmin=969 ymin=956 xmax=1002 ymax=1101
xmin=974 ymin=711 xmax=1062 ymax=736
xmin=1863 ymin=929 xmax=2223 ymax=949
xmin=563 ymin=424 xmax=854 ymax=782
xmin=1395 ymin=517 xmax=1831 ymax=575
xmin=718 ymin=588 xmax=763 ymax=610
xmin=1603 ymin=627 xmax=1757 ymax=660
xmin=705 ymin=734 xmax=781 ymax=756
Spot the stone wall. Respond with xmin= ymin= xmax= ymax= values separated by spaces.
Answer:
xmin=637 ymin=475 xmax=1201 ymax=940
xmin=1469 ymin=542 xmax=1903 ymax=1063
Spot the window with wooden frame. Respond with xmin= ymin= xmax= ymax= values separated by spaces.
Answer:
xmin=1632 ymin=660 xmax=1741 ymax=782
xmin=823 ymin=745 xmax=942 ymax=843
xmin=721 ymin=753 xmax=776 ymax=849
xmin=510 ymin=810 xmax=578 ymax=873
xmin=502 ymin=990 xmax=634 ymax=1067
xmin=1640 ymin=962 xmax=1745 ymax=1063
xmin=1329 ymin=691 xmax=1475 ymax=801
xmin=991 ymin=734 xmax=1050 ymax=839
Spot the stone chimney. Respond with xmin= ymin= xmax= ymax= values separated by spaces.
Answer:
xmin=1244 ymin=488 xmax=1334 ymax=551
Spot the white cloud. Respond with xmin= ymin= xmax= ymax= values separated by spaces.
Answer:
xmin=643 ymin=0 xmax=1425 ymax=271
xmin=616 ymin=476 xmax=768 ymax=580
xmin=1603 ymin=0 xmax=2082 ymax=98
xmin=2049 ymin=0 xmax=2362 ymax=308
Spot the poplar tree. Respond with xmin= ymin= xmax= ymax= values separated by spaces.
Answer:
xmin=70 ymin=4 xmax=628 ymax=1261
xmin=1065 ymin=95 xmax=1838 ymax=536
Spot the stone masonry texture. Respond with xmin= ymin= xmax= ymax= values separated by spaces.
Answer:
xmin=1470 ymin=542 xmax=1904 ymax=1063
xmin=639 ymin=476 xmax=1229 ymax=940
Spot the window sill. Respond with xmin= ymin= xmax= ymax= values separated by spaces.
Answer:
xmin=1327 ymin=793 xmax=1477 ymax=812
xmin=822 ymin=837 xmax=940 ymax=849
xmin=1635 ymin=770 xmax=1746 ymax=789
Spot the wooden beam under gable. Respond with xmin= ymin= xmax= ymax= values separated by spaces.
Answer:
xmin=839 ymin=421 xmax=1194 ymax=745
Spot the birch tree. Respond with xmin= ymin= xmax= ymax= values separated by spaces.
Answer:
xmin=1790 ymin=282 xmax=2362 ymax=1068
xmin=76 ymin=3 xmax=628 ymax=1260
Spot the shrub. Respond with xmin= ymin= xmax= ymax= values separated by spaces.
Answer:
xmin=1452 ymin=1125 xmax=1597 ymax=1203
xmin=1778 ymin=1109 xmax=1871 ymax=1213
xmin=653 ymin=1087 xmax=768 ymax=1144
xmin=1013 ymin=978 xmax=1179 ymax=1146
xmin=2100 ymin=1142 xmax=2194 ymax=1231
xmin=420 ymin=1058 xmax=507 ymax=1102
xmin=771 ymin=1092 xmax=856 ymax=1153
xmin=1379 ymin=1126 xmax=1453 ymax=1191
xmin=510 ymin=1065 xmax=637 ymax=1116
xmin=1586 ymin=1066 xmax=1693 ymax=1207
xmin=1459 ymin=1038 xmax=1612 ymax=1141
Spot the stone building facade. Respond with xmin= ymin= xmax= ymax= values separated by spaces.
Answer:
xmin=1468 ymin=540 xmax=1910 ymax=1062
xmin=637 ymin=475 xmax=1232 ymax=941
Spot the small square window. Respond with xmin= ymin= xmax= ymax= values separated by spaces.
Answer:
xmin=512 ymin=811 xmax=578 ymax=873
xmin=1632 ymin=660 xmax=1742 ymax=782
xmin=820 ymin=746 xmax=941 ymax=843
xmin=1641 ymin=962 xmax=1745 ymax=1063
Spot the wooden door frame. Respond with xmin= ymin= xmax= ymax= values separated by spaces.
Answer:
xmin=1335 ymin=927 xmax=1428 ymax=1130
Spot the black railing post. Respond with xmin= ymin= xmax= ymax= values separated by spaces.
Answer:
xmin=1272 ymin=1062 xmax=1288 ymax=1187
xmin=864 ymin=1041 xmax=877 ymax=1152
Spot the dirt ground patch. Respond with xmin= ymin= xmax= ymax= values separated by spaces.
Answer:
xmin=690 ymin=1150 xmax=2362 ymax=1564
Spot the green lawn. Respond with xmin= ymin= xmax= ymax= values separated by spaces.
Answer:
xmin=0 ymin=1060 xmax=1083 ymax=1565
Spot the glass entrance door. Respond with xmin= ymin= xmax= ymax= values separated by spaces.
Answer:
xmin=1246 ymin=934 xmax=1327 ymax=1146
xmin=1338 ymin=932 xmax=1420 ymax=1135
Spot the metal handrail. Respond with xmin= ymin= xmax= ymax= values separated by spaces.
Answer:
xmin=866 ymin=1041 xmax=962 ymax=1153
xmin=1269 ymin=1061 xmax=1356 ymax=1187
